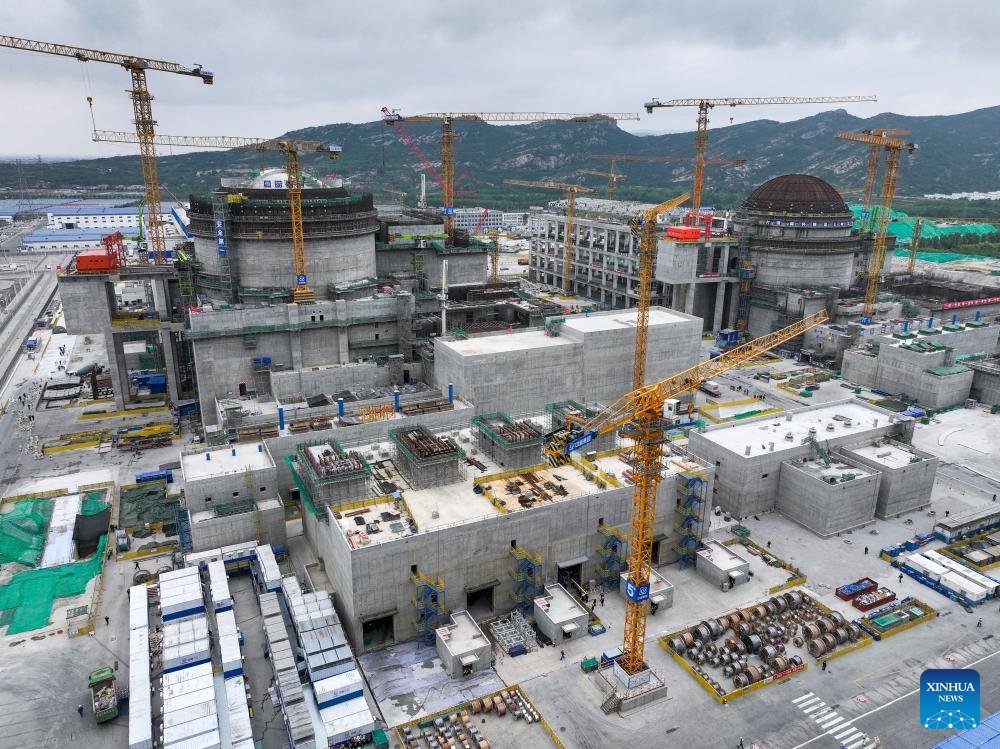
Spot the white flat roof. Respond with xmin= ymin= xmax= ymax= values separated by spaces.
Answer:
xmin=438 ymin=328 xmax=572 ymax=356
xmin=845 ymin=442 xmax=922 ymax=468
xmin=697 ymin=400 xmax=900 ymax=458
xmin=536 ymin=584 xmax=586 ymax=624
xmin=182 ymin=442 xmax=274 ymax=480
xmin=439 ymin=610 xmax=489 ymax=656
xmin=697 ymin=540 xmax=749 ymax=571
xmin=792 ymin=457 xmax=874 ymax=481
xmin=561 ymin=306 xmax=689 ymax=332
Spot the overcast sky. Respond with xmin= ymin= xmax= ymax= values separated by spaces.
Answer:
xmin=0 ymin=0 xmax=995 ymax=159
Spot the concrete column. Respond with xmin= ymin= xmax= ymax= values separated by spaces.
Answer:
xmin=287 ymin=303 xmax=303 ymax=370
xmin=159 ymin=328 xmax=181 ymax=404
xmin=713 ymin=283 xmax=727 ymax=332
xmin=105 ymin=333 xmax=127 ymax=411
xmin=685 ymin=283 xmax=696 ymax=315
xmin=335 ymin=300 xmax=350 ymax=364
xmin=150 ymin=277 xmax=169 ymax=317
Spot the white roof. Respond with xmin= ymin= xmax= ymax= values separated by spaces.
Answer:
xmin=182 ymin=442 xmax=274 ymax=481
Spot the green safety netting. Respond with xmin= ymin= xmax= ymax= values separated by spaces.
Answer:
xmin=0 ymin=499 xmax=54 ymax=567
xmin=80 ymin=491 xmax=109 ymax=516
xmin=850 ymin=205 xmax=998 ymax=242
xmin=0 ymin=535 xmax=106 ymax=634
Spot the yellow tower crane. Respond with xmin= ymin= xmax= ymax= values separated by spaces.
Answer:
xmin=858 ymin=129 xmax=911 ymax=234
xmin=907 ymin=218 xmax=925 ymax=274
xmin=93 ymin=130 xmax=341 ymax=303
xmin=835 ymin=130 xmax=917 ymax=322
xmin=1 ymin=36 xmax=213 ymax=264
xmin=641 ymin=96 xmax=877 ymax=215
xmin=577 ymin=164 xmax=626 ymax=200
xmin=503 ymin=179 xmax=596 ymax=294
xmin=487 ymin=229 xmax=501 ymax=284
xmin=631 ymin=193 xmax=691 ymax=388
xmin=384 ymin=111 xmax=640 ymax=240
xmin=545 ymin=310 xmax=828 ymax=676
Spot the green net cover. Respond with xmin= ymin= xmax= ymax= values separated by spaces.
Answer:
xmin=0 ymin=499 xmax=54 ymax=567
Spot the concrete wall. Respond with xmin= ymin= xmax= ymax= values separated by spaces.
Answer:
xmin=182 ymin=456 xmax=278 ymax=515
xmin=189 ymin=499 xmax=286 ymax=552
xmin=654 ymin=239 xmax=699 ymax=284
xmin=842 ymin=349 xmax=878 ymax=387
xmin=431 ymin=308 xmax=702 ymax=415
xmin=776 ymin=457 xmax=879 ymax=536
xmin=271 ymin=362 xmax=383 ymax=401
xmin=749 ymin=249 xmax=859 ymax=289
xmin=841 ymin=446 xmax=937 ymax=518
xmin=303 ymin=478 xmax=678 ymax=651
xmin=375 ymin=248 xmax=487 ymax=288
xmin=971 ymin=365 xmax=1000 ymax=406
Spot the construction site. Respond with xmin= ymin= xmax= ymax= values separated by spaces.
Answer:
xmin=0 ymin=34 xmax=1000 ymax=749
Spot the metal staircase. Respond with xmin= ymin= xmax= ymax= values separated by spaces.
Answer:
xmin=673 ymin=475 xmax=707 ymax=569
xmin=596 ymin=525 xmax=627 ymax=590
xmin=411 ymin=570 xmax=445 ymax=644
xmin=509 ymin=546 xmax=544 ymax=610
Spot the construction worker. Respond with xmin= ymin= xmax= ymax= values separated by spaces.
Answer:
xmin=560 ymin=650 xmax=565 ymax=660
xmin=77 ymin=704 xmax=84 ymax=717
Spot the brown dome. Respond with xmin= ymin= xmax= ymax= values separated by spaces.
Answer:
xmin=741 ymin=174 xmax=848 ymax=215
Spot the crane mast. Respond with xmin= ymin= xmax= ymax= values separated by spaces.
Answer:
xmin=504 ymin=179 xmax=596 ymax=294
xmin=577 ymin=165 xmax=625 ymax=199
xmin=546 ymin=310 xmax=828 ymax=675
xmin=908 ymin=219 xmax=924 ymax=274
xmin=835 ymin=130 xmax=916 ymax=321
xmin=1 ymin=36 xmax=212 ymax=264
xmin=641 ymin=96 xmax=877 ymax=215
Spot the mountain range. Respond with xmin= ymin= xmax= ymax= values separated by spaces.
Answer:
xmin=4 ymin=106 xmax=1000 ymax=210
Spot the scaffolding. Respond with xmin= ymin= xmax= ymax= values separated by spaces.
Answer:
xmin=174 ymin=506 xmax=192 ymax=551
xmin=596 ymin=524 xmax=628 ymax=590
xmin=472 ymin=413 xmax=544 ymax=449
xmin=410 ymin=570 xmax=445 ymax=644
xmin=509 ymin=546 xmax=544 ymax=610
xmin=673 ymin=474 xmax=707 ymax=569
xmin=212 ymin=191 xmax=239 ymax=304
xmin=488 ymin=608 xmax=538 ymax=656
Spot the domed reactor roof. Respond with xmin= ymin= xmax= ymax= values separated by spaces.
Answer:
xmin=741 ymin=174 xmax=848 ymax=215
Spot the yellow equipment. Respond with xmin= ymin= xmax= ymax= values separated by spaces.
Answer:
xmin=642 ymin=96 xmax=877 ymax=215
xmin=1 ymin=36 xmax=213 ymax=264
xmin=503 ymin=179 xmax=596 ymax=293
xmin=384 ymin=111 xmax=640 ymax=240
xmin=545 ymin=310 xmax=828 ymax=676
xmin=631 ymin=193 xmax=691 ymax=388
xmin=92 ymin=130 xmax=342 ymax=303
xmin=857 ymin=129 xmax=911 ymax=235
xmin=487 ymin=229 xmax=501 ymax=284
xmin=577 ymin=165 xmax=626 ymax=199
xmin=907 ymin=218 xmax=924 ymax=274
xmin=835 ymin=130 xmax=917 ymax=321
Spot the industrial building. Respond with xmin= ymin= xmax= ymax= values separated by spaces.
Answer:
xmin=687 ymin=399 xmax=936 ymax=534
xmin=286 ymin=411 xmax=712 ymax=651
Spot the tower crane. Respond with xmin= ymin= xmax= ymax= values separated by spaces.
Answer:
xmin=1 ymin=36 xmax=213 ymax=264
xmin=630 ymin=193 xmax=690 ymax=388
xmin=641 ymin=96 xmax=877 ymax=215
xmin=503 ymin=179 xmax=596 ymax=294
xmin=834 ymin=130 xmax=917 ymax=322
xmin=384 ymin=111 xmax=640 ymax=240
xmin=577 ymin=164 xmax=626 ymax=200
xmin=857 ymin=129 xmax=911 ymax=234
xmin=381 ymin=187 xmax=407 ymax=204
xmin=487 ymin=229 xmax=501 ymax=285
xmin=93 ymin=130 xmax=341 ymax=304
xmin=907 ymin=218 xmax=924 ymax=274
xmin=545 ymin=310 xmax=828 ymax=676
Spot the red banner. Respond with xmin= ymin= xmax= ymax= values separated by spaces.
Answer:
xmin=942 ymin=296 xmax=1000 ymax=310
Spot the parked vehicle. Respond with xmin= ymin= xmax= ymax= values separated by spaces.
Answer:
xmin=89 ymin=666 xmax=120 ymax=723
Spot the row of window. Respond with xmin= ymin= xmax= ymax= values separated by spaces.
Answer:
xmin=202 ymin=485 xmax=268 ymax=503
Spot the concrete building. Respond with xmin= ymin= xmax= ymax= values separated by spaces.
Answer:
xmin=732 ymin=174 xmax=866 ymax=337
xmin=695 ymin=540 xmax=751 ymax=588
xmin=46 ymin=205 xmax=181 ymax=232
xmin=775 ymin=451 xmax=880 ymax=537
xmin=452 ymin=208 xmax=505 ymax=233
xmin=294 ymin=438 xmax=373 ymax=512
xmin=841 ymin=440 xmax=937 ymax=518
xmin=432 ymin=307 xmax=702 ymax=415
xmin=534 ymin=584 xmax=589 ymax=643
xmin=288 ymin=413 xmax=712 ymax=652
xmin=687 ymin=399 xmax=927 ymax=531
xmin=179 ymin=442 xmax=287 ymax=552
xmin=435 ymin=610 xmax=492 ymax=678
xmin=842 ymin=320 xmax=998 ymax=408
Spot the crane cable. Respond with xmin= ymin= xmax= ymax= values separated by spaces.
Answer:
xmin=77 ymin=59 xmax=97 ymax=130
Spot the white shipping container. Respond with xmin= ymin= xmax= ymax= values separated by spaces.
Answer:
xmin=162 ymin=713 xmax=219 ymax=745
xmin=162 ymin=673 xmax=214 ymax=701
xmin=162 ymin=685 xmax=215 ymax=713
xmin=129 ymin=586 xmax=149 ymax=630
xmin=225 ymin=676 xmax=254 ymax=744
xmin=162 ymin=637 xmax=211 ymax=672
xmin=162 ymin=662 xmax=213 ymax=687
xmin=255 ymin=544 xmax=282 ymax=590
xmin=160 ymin=728 xmax=221 ymax=749
xmin=208 ymin=560 xmax=232 ymax=611
xmin=314 ymin=670 xmax=364 ymax=707
xmin=163 ymin=699 xmax=217 ymax=728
